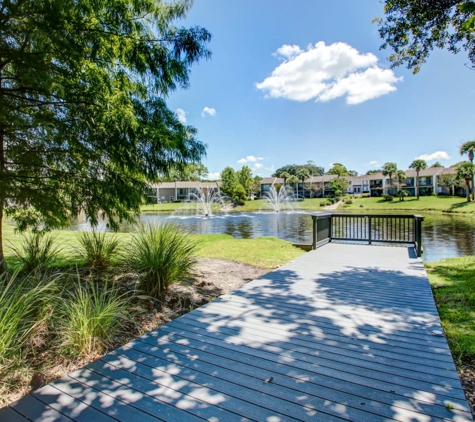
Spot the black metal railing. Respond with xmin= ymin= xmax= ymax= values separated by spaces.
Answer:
xmin=310 ymin=213 xmax=424 ymax=257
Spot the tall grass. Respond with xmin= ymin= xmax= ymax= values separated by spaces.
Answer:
xmin=128 ymin=222 xmax=199 ymax=297
xmin=9 ymin=231 xmax=61 ymax=272
xmin=0 ymin=272 xmax=56 ymax=371
xmin=76 ymin=231 xmax=121 ymax=269
xmin=57 ymin=279 xmax=134 ymax=357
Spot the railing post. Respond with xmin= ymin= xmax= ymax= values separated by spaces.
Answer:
xmin=368 ymin=216 xmax=372 ymax=245
xmin=329 ymin=215 xmax=333 ymax=243
xmin=312 ymin=216 xmax=317 ymax=250
xmin=414 ymin=215 xmax=424 ymax=257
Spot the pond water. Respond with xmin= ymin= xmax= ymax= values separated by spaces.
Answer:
xmin=70 ymin=210 xmax=475 ymax=262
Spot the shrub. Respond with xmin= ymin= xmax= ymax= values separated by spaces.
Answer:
xmin=345 ymin=199 xmax=353 ymax=205
xmin=0 ymin=272 xmax=56 ymax=371
xmin=128 ymin=222 xmax=199 ymax=297
xmin=10 ymin=231 xmax=61 ymax=272
xmin=362 ymin=193 xmax=370 ymax=198
xmin=383 ymin=194 xmax=394 ymax=201
xmin=76 ymin=231 xmax=121 ymax=269
xmin=57 ymin=279 xmax=133 ymax=357
xmin=319 ymin=201 xmax=327 ymax=206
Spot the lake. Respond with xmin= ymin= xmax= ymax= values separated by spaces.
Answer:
xmin=70 ymin=210 xmax=475 ymax=262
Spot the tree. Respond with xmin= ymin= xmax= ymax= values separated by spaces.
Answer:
xmin=456 ymin=162 xmax=475 ymax=202
xmin=287 ymin=175 xmax=300 ymax=193
xmin=430 ymin=162 xmax=443 ymax=168
xmin=348 ymin=170 xmax=359 ymax=177
xmin=220 ymin=167 xmax=238 ymax=197
xmin=327 ymin=163 xmax=349 ymax=177
xmin=0 ymin=0 xmax=211 ymax=272
xmin=296 ymin=168 xmax=310 ymax=199
xmin=409 ymin=159 xmax=428 ymax=199
xmin=251 ymin=176 xmax=263 ymax=197
xmin=273 ymin=163 xmax=324 ymax=178
xmin=279 ymin=171 xmax=291 ymax=187
xmin=438 ymin=173 xmax=460 ymax=196
xmin=161 ymin=162 xmax=209 ymax=182
xmin=382 ymin=162 xmax=398 ymax=195
xmin=330 ymin=178 xmax=349 ymax=198
xmin=395 ymin=169 xmax=407 ymax=190
xmin=366 ymin=169 xmax=381 ymax=175
xmin=377 ymin=1 xmax=475 ymax=73
xmin=237 ymin=166 xmax=253 ymax=197
xmin=460 ymin=141 xmax=475 ymax=200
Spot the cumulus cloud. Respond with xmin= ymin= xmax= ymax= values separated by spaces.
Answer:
xmin=202 ymin=107 xmax=216 ymax=117
xmin=207 ymin=172 xmax=221 ymax=180
xmin=175 ymin=108 xmax=187 ymax=124
xmin=253 ymin=163 xmax=263 ymax=169
xmin=365 ymin=160 xmax=380 ymax=167
xmin=237 ymin=155 xmax=264 ymax=164
xmin=256 ymin=41 xmax=401 ymax=105
xmin=415 ymin=151 xmax=450 ymax=161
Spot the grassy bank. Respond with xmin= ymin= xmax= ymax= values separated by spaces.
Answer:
xmin=342 ymin=196 xmax=475 ymax=214
xmin=426 ymin=256 xmax=475 ymax=361
xmin=3 ymin=222 xmax=304 ymax=270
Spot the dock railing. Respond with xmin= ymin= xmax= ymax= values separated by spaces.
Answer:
xmin=311 ymin=213 xmax=424 ymax=257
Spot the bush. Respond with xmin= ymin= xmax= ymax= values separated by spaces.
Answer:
xmin=345 ymin=199 xmax=353 ymax=205
xmin=383 ymin=194 xmax=394 ymax=201
xmin=319 ymin=201 xmax=327 ymax=206
xmin=10 ymin=231 xmax=61 ymax=272
xmin=0 ymin=272 xmax=56 ymax=371
xmin=362 ymin=194 xmax=370 ymax=198
xmin=128 ymin=222 xmax=199 ymax=297
xmin=57 ymin=279 xmax=133 ymax=357
xmin=76 ymin=231 xmax=121 ymax=269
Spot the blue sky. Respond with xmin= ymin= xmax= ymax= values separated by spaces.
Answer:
xmin=168 ymin=0 xmax=475 ymax=179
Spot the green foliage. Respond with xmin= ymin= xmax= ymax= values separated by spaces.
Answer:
xmin=431 ymin=162 xmax=443 ymax=168
xmin=330 ymin=178 xmax=349 ymax=197
xmin=366 ymin=169 xmax=381 ymax=175
xmin=9 ymin=231 xmax=61 ymax=273
xmin=377 ymin=1 xmax=475 ymax=72
xmin=220 ymin=167 xmax=238 ymax=197
xmin=456 ymin=161 xmax=475 ymax=202
xmin=251 ymin=176 xmax=263 ymax=196
xmin=160 ymin=163 xmax=209 ymax=182
xmin=57 ymin=280 xmax=133 ymax=357
xmin=344 ymin=199 xmax=353 ymax=205
xmin=327 ymin=163 xmax=349 ymax=177
xmin=0 ymin=272 xmax=56 ymax=371
xmin=394 ymin=169 xmax=407 ymax=187
xmin=233 ymin=184 xmax=247 ymax=205
xmin=410 ymin=159 xmax=428 ymax=199
xmin=0 ymin=0 xmax=211 ymax=271
xmin=438 ymin=173 xmax=460 ymax=195
xmin=382 ymin=162 xmax=398 ymax=179
xmin=76 ymin=231 xmax=121 ymax=269
xmin=273 ymin=163 xmax=324 ymax=178
xmin=128 ymin=222 xmax=198 ymax=297
xmin=382 ymin=194 xmax=394 ymax=201
xmin=237 ymin=166 xmax=253 ymax=196
xmin=396 ymin=189 xmax=408 ymax=201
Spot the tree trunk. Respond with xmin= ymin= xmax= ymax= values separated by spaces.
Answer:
xmin=416 ymin=171 xmax=419 ymax=200
xmin=467 ymin=180 xmax=471 ymax=202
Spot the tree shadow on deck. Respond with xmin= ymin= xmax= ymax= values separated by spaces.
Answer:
xmin=5 ymin=254 xmax=473 ymax=422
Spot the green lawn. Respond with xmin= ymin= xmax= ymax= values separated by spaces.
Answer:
xmin=342 ymin=196 xmax=475 ymax=214
xmin=3 ymin=222 xmax=304 ymax=270
xmin=426 ymin=256 xmax=475 ymax=361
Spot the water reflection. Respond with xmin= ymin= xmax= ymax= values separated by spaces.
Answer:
xmin=68 ymin=211 xmax=475 ymax=262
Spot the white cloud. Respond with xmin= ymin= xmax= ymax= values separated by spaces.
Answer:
xmin=207 ymin=172 xmax=221 ymax=180
xmin=256 ymin=41 xmax=402 ymax=105
xmin=202 ymin=107 xmax=216 ymax=117
xmin=365 ymin=160 xmax=380 ymax=167
xmin=175 ymin=108 xmax=187 ymax=124
xmin=415 ymin=151 xmax=450 ymax=161
xmin=273 ymin=44 xmax=304 ymax=59
xmin=237 ymin=155 xmax=264 ymax=164
xmin=253 ymin=163 xmax=263 ymax=169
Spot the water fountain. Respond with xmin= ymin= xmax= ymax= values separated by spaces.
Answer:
xmin=172 ymin=187 xmax=230 ymax=217
xmin=262 ymin=185 xmax=296 ymax=212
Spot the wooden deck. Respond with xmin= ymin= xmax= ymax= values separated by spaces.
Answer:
xmin=1 ymin=243 xmax=472 ymax=421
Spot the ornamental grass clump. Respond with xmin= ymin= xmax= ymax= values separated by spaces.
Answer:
xmin=0 ymin=272 xmax=56 ymax=371
xmin=10 ymin=231 xmax=61 ymax=273
xmin=128 ymin=222 xmax=199 ymax=297
xmin=57 ymin=279 xmax=134 ymax=357
xmin=76 ymin=231 xmax=121 ymax=269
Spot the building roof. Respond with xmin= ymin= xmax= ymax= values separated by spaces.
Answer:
xmin=404 ymin=167 xmax=445 ymax=178
xmin=150 ymin=181 xmax=221 ymax=189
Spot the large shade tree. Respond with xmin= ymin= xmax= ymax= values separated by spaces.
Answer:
xmin=0 ymin=0 xmax=211 ymax=272
xmin=460 ymin=141 xmax=475 ymax=200
xmin=377 ymin=1 xmax=475 ymax=73
xmin=409 ymin=159 xmax=428 ymax=199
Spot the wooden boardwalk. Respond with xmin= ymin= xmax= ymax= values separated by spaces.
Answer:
xmin=0 ymin=243 xmax=472 ymax=421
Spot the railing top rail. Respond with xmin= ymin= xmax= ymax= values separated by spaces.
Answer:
xmin=311 ymin=213 xmax=424 ymax=219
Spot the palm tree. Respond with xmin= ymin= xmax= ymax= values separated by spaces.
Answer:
xmin=287 ymin=175 xmax=300 ymax=195
xmin=409 ymin=159 xmax=427 ymax=199
xmin=279 ymin=171 xmax=291 ymax=188
xmin=296 ymin=168 xmax=310 ymax=199
xmin=460 ymin=141 xmax=475 ymax=200
xmin=456 ymin=162 xmax=475 ymax=202
xmin=382 ymin=162 xmax=397 ymax=195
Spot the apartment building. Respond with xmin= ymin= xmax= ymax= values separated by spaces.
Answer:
xmin=148 ymin=181 xmax=221 ymax=203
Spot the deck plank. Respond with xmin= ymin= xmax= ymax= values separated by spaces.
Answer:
xmin=0 ymin=243 xmax=472 ymax=421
